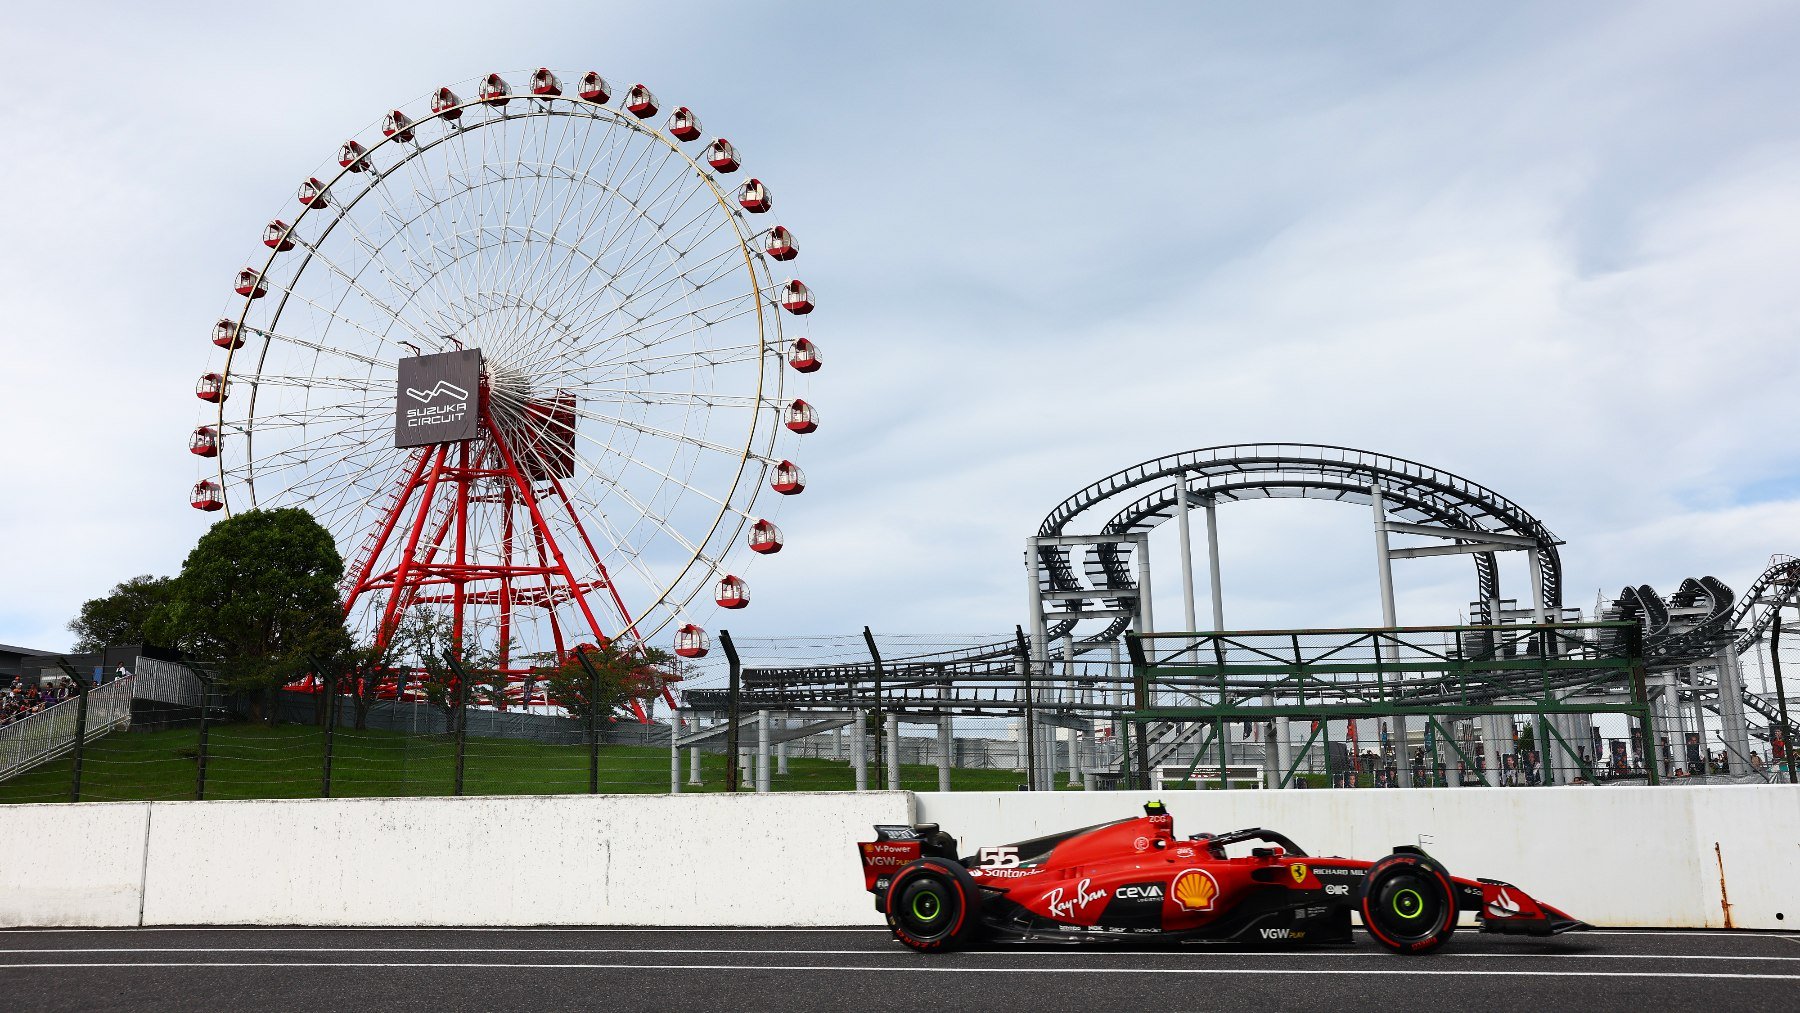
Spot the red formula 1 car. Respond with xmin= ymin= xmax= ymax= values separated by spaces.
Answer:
xmin=857 ymin=801 xmax=1586 ymax=955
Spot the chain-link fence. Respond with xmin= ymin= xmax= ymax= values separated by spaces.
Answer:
xmin=1 ymin=625 xmax=1792 ymax=805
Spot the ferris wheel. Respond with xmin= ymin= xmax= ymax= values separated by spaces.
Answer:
xmin=188 ymin=68 xmax=820 ymax=682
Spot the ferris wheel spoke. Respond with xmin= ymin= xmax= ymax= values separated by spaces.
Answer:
xmin=578 ymin=339 xmax=768 ymax=379
xmin=308 ymin=185 xmax=477 ymax=340
xmin=534 ymin=395 xmax=772 ymax=465
xmin=242 ymin=326 xmax=390 ymax=371
xmin=573 ymin=181 xmax=729 ymax=313
xmin=584 ymin=288 xmax=763 ymax=352
xmin=252 ymin=270 xmax=441 ymax=357
xmin=492 ymin=159 xmax=732 ymax=368
xmin=483 ymin=114 xmax=594 ymax=330
xmin=503 ymin=237 xmax=747 ymax=380
xmin=498 ymin=141 xmax=659 ymax=348
xmin=582 ymin=306 xmax=768 ymax=382
xmin=287 ymin=220 xmax=465 ymax=348
xmin=549 ymin=215 xmax=747 ymax=350
xmin=235 ymin=373 xmax=388 ymax=395
xmin=350 ymin=174 xmax=499 ymax=342
xmin=490 ymin=390 xmax=754 ymax=518
xmin=561 ymin=390 xmax=779 ymax=409
xmin=487 ymin=389 xmax=756 ymax=557
xmin=224 ymin=391 xmax=396 ymax=431
xmin=489 ymin=412 xmax=682 ymax=617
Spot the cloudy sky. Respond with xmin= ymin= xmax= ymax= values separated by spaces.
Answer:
xmin=3 ymin=1 xmax=1798 ymax=656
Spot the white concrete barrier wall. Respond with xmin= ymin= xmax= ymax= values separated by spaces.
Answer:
xmin=915 ymin=786 xmax=1800 ymax=930
xmin=0 ymin=802 xmax=151 ymax=927
xmin=1 ymin=793 xmax=909 ymax=928
xmin=1 ymin=786 xmax=1794 ymax=928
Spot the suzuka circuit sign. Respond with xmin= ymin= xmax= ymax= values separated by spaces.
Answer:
xmin=395 ymin=349 xmax=481 ymax=447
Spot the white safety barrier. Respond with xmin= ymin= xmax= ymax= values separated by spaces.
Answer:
xmin=1 ymin=792 xmax=911 ymax=928
xmin=915 ymin=786 xmax=1800 ymax=930
xmin=2 ymin=786 xmax=1794 ymax=928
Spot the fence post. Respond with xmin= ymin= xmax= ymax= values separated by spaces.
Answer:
xmin=1773 ymin=606 xmax=1797 ymax=784
xmin=1126 ymin=634 xmax=1151 ymax=790
xmin=720 ymin=630 xmax=742 ymax=793
xmin=56 ymin=661 xmax=90 ymax=803
xmin=1013 ymin=626 xmax=1037 ymax=791
xmin=573 ymin=645 xmax=602 ymax=793
xmin=444 ymin=652 xmax=470 ymax=796
xmin=317 ymin=657 xmax=337 ymax=799
xmin=862 ymin=627 xmax=888 ymax=788
xmin=193 ymin=665 xmax=215 ymax=801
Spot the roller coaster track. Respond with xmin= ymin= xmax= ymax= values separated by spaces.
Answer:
xmin=709 ymin=445 xmax=1575 ymax=711
xmin=694 ymin=444 xmax=1796 ymax=747
xmin=1620 ymin=556 xmax=1800 ymax=743
xmin=1033 ymin=444 xmax=1565 ymax=650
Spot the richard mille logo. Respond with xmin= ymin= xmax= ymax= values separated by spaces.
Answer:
xmin=405 ymin=380 xmax=470 ymax=403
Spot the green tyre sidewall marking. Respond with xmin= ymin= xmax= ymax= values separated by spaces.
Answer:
xmin=911 ymin=888 xmax=942 ymax=923
xmin=1393 ymin=887 xmax=1424 ymax=919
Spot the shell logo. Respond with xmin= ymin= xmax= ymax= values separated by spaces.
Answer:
xmin=1171 ymin=869 xmax=1220 ymax=912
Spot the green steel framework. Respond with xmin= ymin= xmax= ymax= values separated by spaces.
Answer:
xmin=1122 ymin=621 xmax=1658 ymax=790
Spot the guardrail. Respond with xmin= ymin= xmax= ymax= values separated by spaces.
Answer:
xmin=0 ymin=678 xmax=134 ymax=783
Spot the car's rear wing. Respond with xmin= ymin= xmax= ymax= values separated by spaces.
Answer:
xmin=857 ymin=824 xmax=956 ymax=905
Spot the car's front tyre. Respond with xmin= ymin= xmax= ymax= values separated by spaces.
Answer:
xmin=1360 ymin=852 xmax=1458 ymax=955
xmin=885 ymin=858 xmax=981 ymax=952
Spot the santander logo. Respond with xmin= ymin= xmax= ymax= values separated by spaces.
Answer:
xmin=1044 ymin=878 xmax=1109 ymax=919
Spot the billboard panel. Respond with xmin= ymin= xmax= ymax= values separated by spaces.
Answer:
xmin=396 ymin=350 xmax=481 ymax=447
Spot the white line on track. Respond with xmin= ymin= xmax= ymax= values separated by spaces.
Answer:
xmin=0 ymin=948 xmax=1796 ymax=962
xmin=1581 ymin=930 xmax=1799 ymax=938
xmin=0 ymin=962 xmax=1796 ymax=979
xmin=0 ymin=926 xmax=892 ymax=934
xmin=2 ymin=926 xmax=1795 ymax=940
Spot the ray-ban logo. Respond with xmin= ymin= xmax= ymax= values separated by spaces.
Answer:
xmin=406 ymin=380 xmax=469 ymax=403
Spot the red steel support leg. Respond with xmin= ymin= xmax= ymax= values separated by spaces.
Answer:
xmin=497 ymin=476 xmax=515 ymax=673
xmin=452 ymin=439 xmax=470 ymax=656
xmin=375 ymin=444 xmax=449 ymax=650
xmin=342 ymin=447 xmax=431 ymax=618
xmin=481 ymin=405 xmax=620 ymax=675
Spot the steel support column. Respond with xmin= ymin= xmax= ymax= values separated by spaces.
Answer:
xmin=1371 ymin=487 xmax=1410 ymax=787
xmin=885 ymin=713 xmax=901 ymax=791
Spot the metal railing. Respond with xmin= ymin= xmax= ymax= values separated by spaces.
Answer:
xmin=0 ymin=678 xmax=134 ymax=783
xmin=129 ymin=656 xmax=208 ymax=708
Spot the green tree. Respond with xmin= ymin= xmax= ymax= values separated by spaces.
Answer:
xmin=543 ymin=639 xmax=677 ymax=732
xmin=68 ymin=575 xmax=175 ymax=652
xmin=309 ymin=635 xmax=395 ymax=731
xmin=387 ymin=609 xmax=509 ymax=734
xmin=154 ymin=508 xmax=349 ymax=712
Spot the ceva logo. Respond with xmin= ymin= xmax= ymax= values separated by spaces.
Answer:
xmin=405 ymin=380 xmax=470 ymax=404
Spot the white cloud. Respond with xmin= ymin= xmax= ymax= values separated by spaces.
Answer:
xmin=4 ymin=2 xmax=1799 ymax=657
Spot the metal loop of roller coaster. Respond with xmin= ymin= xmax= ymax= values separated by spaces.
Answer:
xmin=684 ymin=446 xmax=1800 ymax=747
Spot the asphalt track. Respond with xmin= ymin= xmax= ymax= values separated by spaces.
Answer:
xmin=2 ymin=926 xmax=1797 ymax=1012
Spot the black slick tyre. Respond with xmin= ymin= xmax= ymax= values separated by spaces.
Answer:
xmin=885 ymin=858 xmax=981 ymax=952
xmin=1359 ymin=852 xmax=1458 ymax=955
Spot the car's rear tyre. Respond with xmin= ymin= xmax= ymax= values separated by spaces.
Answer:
xmin=885 ymin=858 xmax=980 ymax=952
xmin=1360 ymin=852 xmax=1457 ymax=955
